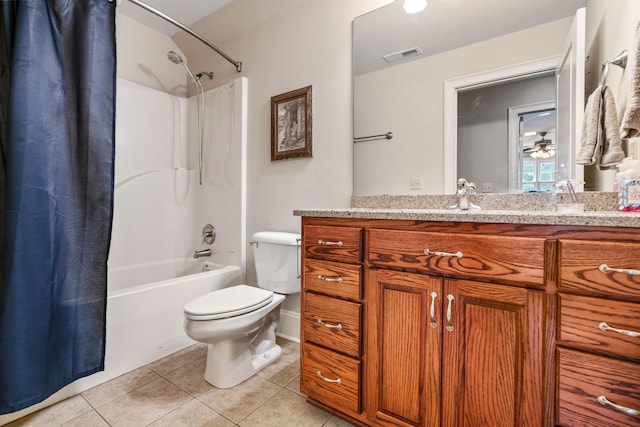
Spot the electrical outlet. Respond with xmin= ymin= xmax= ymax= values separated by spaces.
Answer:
xmin=410 ymin=178 xmax=422 ymax=190
xmin=482 ymin=183 xmax=493 ymax=192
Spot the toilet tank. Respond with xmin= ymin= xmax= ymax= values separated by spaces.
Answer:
xmin=252 ymin=231 xmax=300 ymax=294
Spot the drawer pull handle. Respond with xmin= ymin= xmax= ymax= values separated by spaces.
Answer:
xmin=317 ymin=318 xmax=343 ymax=330
xmin=318 ymin=239 xmax=343 ymax=247
xmin=424 ymin=249 xmax=463 ymax=259
xmin=598 ymin=322 xmax=640 ymax=338
xmin=317 ymin=274 xmax=343 ymax=283
xmin=317 ymin=371 xmax=342 ymax=384
xmin=445 ymin=294 xmax=454 ymax=332
xmin=599 ymin=264 xmax=640 ymax=276
xmin=429 ymin=292 xmax=438 ymax=328
xmin=597 ymin=395 xmax=640 ymax=417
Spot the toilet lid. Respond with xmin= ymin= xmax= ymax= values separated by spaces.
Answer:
xmin=184 ymin=284 xmax=274 ymax=320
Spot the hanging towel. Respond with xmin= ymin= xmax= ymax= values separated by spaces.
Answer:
xmin=621 ymin=22 xmax=640 ymax=138
xmin=600 ymin=86 xmax=625 ymax=169
xmin=577 ymin=85 xmax=604 ymax=165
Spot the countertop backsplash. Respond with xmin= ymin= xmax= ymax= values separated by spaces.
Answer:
xmin=350 ymin=192 xmax=619 ymax=211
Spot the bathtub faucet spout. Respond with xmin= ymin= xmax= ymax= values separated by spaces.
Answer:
xmin=193 ymin=249 xmax=212 ymax=259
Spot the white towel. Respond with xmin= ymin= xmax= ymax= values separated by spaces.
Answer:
xmin=577 ymin=85 xmax=604 ymax=165
xmin=576 ymin=85 xmax=625 ymax=168
xmin=599 ymin=86 xmax=625 ymax=169
xmin=621 ymin=22 xmax=640 ymax=139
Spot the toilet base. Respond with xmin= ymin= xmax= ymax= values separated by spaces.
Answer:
xmin=202 ymin=303 xmax=283 ymax=388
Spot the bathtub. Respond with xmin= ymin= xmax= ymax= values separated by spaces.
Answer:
xmin=104 ymin=259 xmax=243 ymax=376
xmin=0 ymin=259 xmax=243 ymax=425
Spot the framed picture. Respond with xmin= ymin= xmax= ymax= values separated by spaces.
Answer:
xmin=271 ymin=85 xmax=312 ymax=161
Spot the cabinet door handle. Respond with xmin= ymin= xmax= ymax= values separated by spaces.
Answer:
xmin=424 ymin=248 xmax=463 ymax=258
xmin=598 ymin=322 xmax=640 ymax=338
xmin=445 ymin=294 xmax=454 ymax=332
xmin=318 ymin=239 xmax=343 ymax=247
xmin=317 ymin=318 xmax=343 ymax=330
xmin=597 ymin=395 xmax=640 ymax=417
xmin=599 ymin=264 xmax=640 ymax=276
xmin=429 ymin=292 xmax=438 ymax=328
xmin=317 ymin=371 xmax=342 ymax=384
xmin=317 ymin=274 xmax=343 ymax=283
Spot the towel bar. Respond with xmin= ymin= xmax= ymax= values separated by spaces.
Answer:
xmin=599 ymin=50 xmax=628 ymax=88
xmin=353 ymin=131 xmax=394 ymax=143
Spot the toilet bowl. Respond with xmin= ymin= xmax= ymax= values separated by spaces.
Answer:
xmin=183 ymin=231 xmax=300 ymax=388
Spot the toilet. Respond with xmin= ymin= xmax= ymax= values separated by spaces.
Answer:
xmin=183 ymin=231 xmax=300 ymax=388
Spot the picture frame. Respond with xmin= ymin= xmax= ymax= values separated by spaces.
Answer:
xmin=271 ymin=85 xmax=312 ymax=161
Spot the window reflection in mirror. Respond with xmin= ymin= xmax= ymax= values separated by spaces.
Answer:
xmin=457 ymin=73 xmax=556 ymax=193
xmin=520 ymin=110 xmax=557 ymax=193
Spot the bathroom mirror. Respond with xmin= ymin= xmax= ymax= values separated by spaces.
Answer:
xmin=353 ymin=0 xmax=598 ymax=195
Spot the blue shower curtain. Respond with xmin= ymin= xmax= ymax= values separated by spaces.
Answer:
xmin=0 ymin=0 xmax=116 ymax=414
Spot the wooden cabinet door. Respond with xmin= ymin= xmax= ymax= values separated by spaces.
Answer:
xmin=367 ymin=269 xmax=442 ymax=427
xmin=441 ymin=279 xmax=545 ymax=427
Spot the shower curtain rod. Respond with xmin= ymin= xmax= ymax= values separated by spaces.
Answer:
xmin=126 ymin=0 xmax=243 ymax=72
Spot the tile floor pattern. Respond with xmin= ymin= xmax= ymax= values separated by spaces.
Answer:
xmin=6 ymin=339 xmax=355 ymax=427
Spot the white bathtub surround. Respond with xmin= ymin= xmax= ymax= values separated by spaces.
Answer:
xmin=193 ymin=77 xmax=248 ymax=272
xmin=110 ymin=76 xmax=248 ymax=273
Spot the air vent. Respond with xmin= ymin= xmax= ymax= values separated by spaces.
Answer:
xmin=383 ymin=47 xmax=423 ymax=64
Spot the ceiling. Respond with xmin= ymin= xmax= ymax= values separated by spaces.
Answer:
xmin=118 ymin=0 xmax=588 ymax=75
xmin=117 ymin=0 xmax=235 ymax=36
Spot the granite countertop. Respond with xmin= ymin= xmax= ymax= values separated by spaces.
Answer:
xmin=294 ymin=193 xmax=640 ymax=228
xmin=293 ymin=207 xmax=640 ymax=228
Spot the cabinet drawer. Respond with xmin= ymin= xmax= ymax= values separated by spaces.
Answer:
xmin=559 ymin=240 xmax=640 ymax=299
xmin=304 ymin=258 xmax=361 ymax=300
xmin=302 ymin=342 xmax=360 ymax=415
xmin=558 ymin=348 xmax=640 ymax=427
xmin=304 ymin=225 xmax=362 ymax=264
xmin=368 ymin=229 xmax=545 ymax=286
xmin=303 ymin=292 xmax=361 ymax=357
xmin=559 ymin=294 xmax=640 ymax=360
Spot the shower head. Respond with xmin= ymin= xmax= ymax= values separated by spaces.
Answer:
xmin=167 ymin=50 xmax=183 ymax=65
xmin=167 ymin=50 xmax=198 ymax=85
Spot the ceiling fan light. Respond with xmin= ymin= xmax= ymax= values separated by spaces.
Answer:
xmin=403 ymin=0 xmax=427 ymax=14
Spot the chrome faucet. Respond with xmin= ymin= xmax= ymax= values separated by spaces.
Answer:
xmin=193 ymin=248 xmax=212 ymax=259
xmin=449 ymin=178 xmax=481 ymax=210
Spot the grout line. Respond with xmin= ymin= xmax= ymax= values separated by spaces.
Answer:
xmin=142 ymin=398 xmax=195 ymax=427
xmin=234 ymin=386 xmax=288 ymax=425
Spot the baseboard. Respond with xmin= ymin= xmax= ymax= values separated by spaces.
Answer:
xmin=277 ymin=309 xmax=300 ymax=343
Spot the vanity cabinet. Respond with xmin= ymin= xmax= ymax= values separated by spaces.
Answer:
xmin=299 ymin=216 xmax=640 ymax=427
xmin=367 ymin=230 xmax=545 ymax=427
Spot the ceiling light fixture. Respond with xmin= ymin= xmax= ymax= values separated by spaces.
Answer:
xmin=403 ymin=0 xmax=427 ymax=14
xmin=530 ymin=148 xmax=555 ymax=159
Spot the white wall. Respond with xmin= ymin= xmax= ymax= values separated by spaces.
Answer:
xmin=584 ymin=0 xmax=640 ymax=190
xmin=173 ymin=0 xmax=393 ymax=316
xmin=354 ymin=17 xmax=572 ymax=195
xmin=116 ymin=14 xmax=187 ymax=96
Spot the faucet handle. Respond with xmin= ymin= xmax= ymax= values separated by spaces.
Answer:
xmin=202 ymin=224 xmax=216 ymax=245
xmin=467 ymin=181 xmax=477 ymax=194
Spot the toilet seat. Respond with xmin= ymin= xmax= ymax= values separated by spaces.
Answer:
xmin=184 ymin=284 xmax=274 ymax=320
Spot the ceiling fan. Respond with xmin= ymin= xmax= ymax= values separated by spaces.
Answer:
xmin=523 ymin=131 xmax=556 ymax=159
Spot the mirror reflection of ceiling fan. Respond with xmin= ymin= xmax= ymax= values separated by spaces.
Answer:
xmin=523 ymin=131 xmax=556 ymax=159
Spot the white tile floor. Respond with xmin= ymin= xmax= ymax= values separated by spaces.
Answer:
xmin=6 ymin=338 xmax=355 ymax=427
